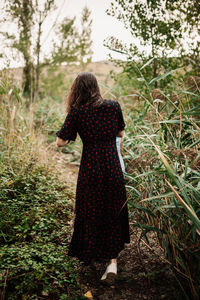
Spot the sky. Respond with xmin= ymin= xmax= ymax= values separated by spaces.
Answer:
xmin=0 ymin=0 xmax=197 ymax=69
xmin=53 ymin=0 xmax=133 ymax=61
xmin=0 ymin=0 xmax=133 ymax=68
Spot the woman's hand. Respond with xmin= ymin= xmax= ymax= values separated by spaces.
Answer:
xmin=116 ymin=130 xmax=124 ymax=137
xmin=56 ymin=137 xmax=69 ymax=147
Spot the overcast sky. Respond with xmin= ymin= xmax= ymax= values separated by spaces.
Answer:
xmin=0 ymin=0 xmax=134 ymax=68
xmin=57 ymin=0 xmax=133 ymax=61
xmin=0 ymin=0 xmax=196 ymax=69
xmin=59 ymin=0 xmax=134 ymax=61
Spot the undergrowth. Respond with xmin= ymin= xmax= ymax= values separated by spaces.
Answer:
xmin=0 ymin=72 xmax=85 ymax=299
xmin=0 ymin=153 xmax=85 ymax=299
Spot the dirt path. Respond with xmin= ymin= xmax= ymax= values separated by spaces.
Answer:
xmin=50 ymin=148 xmax=79 ymax=193
xmin=52 ymin=149 xmax=179 ymax=300
xmin=78 ymin=230 xmax=178 ymax=300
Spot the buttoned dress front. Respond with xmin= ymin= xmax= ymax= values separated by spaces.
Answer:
xmin=56 ymin=99 xmax=130 ymax=265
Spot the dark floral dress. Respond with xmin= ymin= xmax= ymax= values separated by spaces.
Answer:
xmin=56 ymin=99 xmax=130 ymax=265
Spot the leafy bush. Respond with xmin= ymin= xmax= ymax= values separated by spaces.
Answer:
xmin=0 ymin=156 xmax=84 ymax=299
xmin=40 ymin=66 xmax=73 ymax=101
xmin=0 ymin=74 xmax=85 ymax=299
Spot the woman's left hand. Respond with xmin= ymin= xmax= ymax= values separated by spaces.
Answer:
xmin=56 ymin=137 xmax=69 ymax=147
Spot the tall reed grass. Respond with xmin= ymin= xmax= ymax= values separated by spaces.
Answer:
xmin=113 ymin=65 xmax=200 ymax=299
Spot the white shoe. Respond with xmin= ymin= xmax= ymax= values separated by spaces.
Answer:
xmin=100 ymin=262 xmax=117 ymax=280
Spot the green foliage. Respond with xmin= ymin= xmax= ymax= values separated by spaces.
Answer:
xmin=106 ymin=0 xmax=183 ymax=84
xmin=51 ymin=17 xmax=79 ymax=64
xmin=106 ymin=0 xmax=200 ymax=85
xmin=0 ymin=74 xmax=85 ymax=299
xmin=78 ymin=6 xmax=93 ymax=70
xmin=107 ymin=0 xmax=181 ymax=50
xmin=0 ymin=155 xmax=84 ymax=299
xmin=110 ymin=57 xmax=185 ymax=98
xmin=1 ymin=2 xmax=93 ymax=100
xmin=0 ymin=71 xmax=21 ymax=104
xmin=1 ymin=0 xmax=56 ymax=96
xmin=51 ymin=6 xmax=93 ymax=69
xmin=166 ymin=0 xmax=200 ymax=75
xmin=39 ymin=66 xmax=71 ymax=100
xmin=114 ymin=65 xmax=200 ymax=299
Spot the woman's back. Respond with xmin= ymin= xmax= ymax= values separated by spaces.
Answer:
xmin=58 ymin=99 xmax=125 ymax=183
xmin=75 ymin=99 xmax=124 ymax=144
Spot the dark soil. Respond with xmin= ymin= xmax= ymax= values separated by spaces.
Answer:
xmin=77 ymin=228 xmax=179 ymax=300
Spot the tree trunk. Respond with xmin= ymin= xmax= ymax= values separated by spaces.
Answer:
xmin=23 ymin=57 xmax=34 ymax=99
xmin=34 ymin=12 xmax=42 ymax=101
xmin=153 ymin=58 xmax=158 ymax=88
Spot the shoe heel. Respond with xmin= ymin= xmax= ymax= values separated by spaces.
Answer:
xmin=100 ymin=272 xmax=116 ymax=286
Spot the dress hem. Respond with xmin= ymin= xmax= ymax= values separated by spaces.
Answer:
xmin=67 ymin=241 xmax=130 ymax=265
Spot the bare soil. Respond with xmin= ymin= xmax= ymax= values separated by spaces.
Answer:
xmin=78 ymin=229 xmax=179 ymax=300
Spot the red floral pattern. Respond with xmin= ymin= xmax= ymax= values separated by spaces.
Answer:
xmin=56 ymin=99 xmax=130 ymax=264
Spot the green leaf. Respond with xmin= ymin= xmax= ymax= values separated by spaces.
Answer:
xmin=149 ymin=68 xmax=181 ymax=85
xmin=140 ymin=57 xmax=154 ymax=70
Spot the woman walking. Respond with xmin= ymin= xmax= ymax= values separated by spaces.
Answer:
xmin=56 ymin=72 xmax=130 ymax=285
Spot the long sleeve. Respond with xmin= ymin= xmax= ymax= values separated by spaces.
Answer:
xmin=56 ymin=109 xmax=78 ymax=142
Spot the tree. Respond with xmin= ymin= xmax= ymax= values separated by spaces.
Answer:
xmin=41 ymin=6 xmax=93 ymax=99
xmin=2 ymin=0 xmax=35 ymax=96
xmin=105 ymin=0 xmax=200 ymax=87
xmin=106 ymin=0 xmax=182 ymax=86
xmin=1 ymin=2 xmax=93 ymax=99
xmin=1 ymin=0 xmax=56 ymax=98
xmin=50 ymin=17 xmax=80 ymax=65
xmin=78 ymin=6 xmax=93 ymax=71
xmin=51 ymin=6 xmax=93 ymax=70
xmin=166 ymin=0 xmax=200 ymax=75
xmin=34 ymin=0 xmax=56 ymax=100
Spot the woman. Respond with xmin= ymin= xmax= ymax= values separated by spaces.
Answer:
xmin=56 ymin=72 xmax=130 ymax=285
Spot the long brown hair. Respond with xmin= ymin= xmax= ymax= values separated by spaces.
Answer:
xmin=66 ymin=72 xmax=104 ymax=113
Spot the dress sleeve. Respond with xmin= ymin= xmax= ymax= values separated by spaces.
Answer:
xmin=116 ymin=101 xmax=126 ymax=131
xmin=56 ymin=109 xmax=78 ymax=142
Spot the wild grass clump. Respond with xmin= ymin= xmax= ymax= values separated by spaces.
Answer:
xmin=111 ymin=64 xmax=200 ymax=299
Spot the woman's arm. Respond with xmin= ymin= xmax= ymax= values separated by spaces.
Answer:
xmin=56 ymin=137 xmax=69 ymax=147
